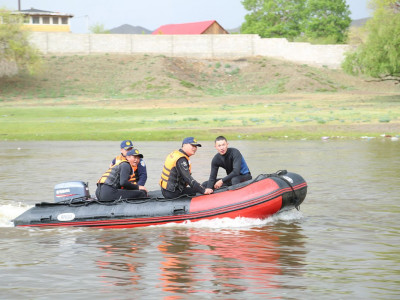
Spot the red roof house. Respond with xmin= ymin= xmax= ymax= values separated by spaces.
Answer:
xmin=152 ymin=20 xmax=228 ymax=35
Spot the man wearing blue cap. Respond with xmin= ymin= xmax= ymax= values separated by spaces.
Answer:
xmin=110 ymin=140 xmax=147 ymax=188
xmin=160 ymin=137 xmax=213 ymax=199
xmin=96 ymin=148 xmax=147 ymax=201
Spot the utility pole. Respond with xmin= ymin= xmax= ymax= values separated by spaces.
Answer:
xmin=18 ymin=0 xmax=21 ymax=11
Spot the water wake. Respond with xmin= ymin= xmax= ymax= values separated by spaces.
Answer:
xmin=155 ymin=209 xmax=304 ymax=229
xmin=0 ymin=203 xmax=32 ymax=227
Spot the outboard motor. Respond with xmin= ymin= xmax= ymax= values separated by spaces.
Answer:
xmin=54 ymin=181 xmax=90 ymax=202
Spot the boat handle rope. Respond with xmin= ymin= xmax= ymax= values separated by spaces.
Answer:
xmin=237 ymin=171 xmax=300 ymax=210
xmin=270 ymin=170 xmax=301 ymax=210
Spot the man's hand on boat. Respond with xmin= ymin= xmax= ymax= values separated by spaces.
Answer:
xmin=139 ymin=185 xmax=148 ymax=196
xmin=204 ymin=188 xmax=213 ymax=195
xmin=214 ymin=179 xmax=224 ymax=189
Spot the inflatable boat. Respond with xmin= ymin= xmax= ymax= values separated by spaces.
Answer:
xmin=13 ymin=171 xmax=307 ymax=229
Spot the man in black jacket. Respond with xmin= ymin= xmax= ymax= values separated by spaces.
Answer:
xmin=96 ymin=149 xmax=148 ymax=201
xmin=160 ymin=137 xmax=213 ymax=199
xmin=206 ymin=136 xmax=252 ymax=190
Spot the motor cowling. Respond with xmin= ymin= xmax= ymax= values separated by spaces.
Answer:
xmin=54 ymin=181 xmax=90 ymax=202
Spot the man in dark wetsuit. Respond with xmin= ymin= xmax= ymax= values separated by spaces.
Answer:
xmin=206 ymin=136 xmax=252 ymax=190
xmin=96 ymin=149 xmax=148 ymax=201
xmin=160 ymin=137 xmax=213 ymax=199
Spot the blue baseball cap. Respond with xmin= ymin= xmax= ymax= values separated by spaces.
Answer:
xmin=182 ymin=137 xmax=202 ymax=147
xmin=120 ymin=140 xmax=133 ymax=150
xmin=126 ymin=148 xmax=143 ymax=158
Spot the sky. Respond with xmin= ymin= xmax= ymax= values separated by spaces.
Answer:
xmin=1 ymin=0 xmax=372 ymax=33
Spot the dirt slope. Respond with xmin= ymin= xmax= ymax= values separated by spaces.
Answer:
xmin=0 ymin=54 xmax=399 ymax=101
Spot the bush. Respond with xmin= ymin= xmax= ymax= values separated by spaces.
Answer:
xmin=342 ymin=1 xmax=400 ymax=83
xmin=0 ymin=9 xmax=41 ymax=75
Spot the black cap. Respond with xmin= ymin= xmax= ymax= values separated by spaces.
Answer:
xmin=182 ymin=137 xmax=202 ymax=147
xmin=126 ymin=148 xmax=143 ymax=158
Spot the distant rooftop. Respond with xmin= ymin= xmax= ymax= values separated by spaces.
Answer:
xmin=17 ymin=7 xmax=73 ymax=17
xmin=152 ymin=20 xmax=227 ymax=35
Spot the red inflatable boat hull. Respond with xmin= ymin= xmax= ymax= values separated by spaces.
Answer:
xmin=13 ymin=172 xmax=307 ymax=229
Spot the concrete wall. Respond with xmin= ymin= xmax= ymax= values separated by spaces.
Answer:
xmin=29 ymin=32 xmax=350 ymax=68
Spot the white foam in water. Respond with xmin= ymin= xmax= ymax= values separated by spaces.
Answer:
xmin=154 ymin=209 xmax=304 ymax=229
xmin=0 ymin=203 xmax=33 ymax=227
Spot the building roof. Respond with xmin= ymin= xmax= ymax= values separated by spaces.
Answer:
xmin=152 ymin=20 xmax=222 ymax=35
xmin=17 ymin=7 xmax=73 ymax=17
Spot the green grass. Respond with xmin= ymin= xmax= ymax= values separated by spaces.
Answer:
xmin=1 ymin=95 xmax=399 ymax=141
xmin=1 ymin=55 xmax=399 ymax=141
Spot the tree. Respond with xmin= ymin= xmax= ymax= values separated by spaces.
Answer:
xmin=240 ymin=0 xmax=351 ymax=43
xmin=241 ymin=0 xmax=306 ymax=39
xmin=370 ymin=0 xmax=400 ymax=12
xmin=342 ymin=0 xmax=400 ymax=83
xmin=0 ymin=9 xmax=40 ymax=75
xmin=302 ymin=0 xmax=351 ymax=43
xmin=89 ymin=23 xmax=110 ymax=34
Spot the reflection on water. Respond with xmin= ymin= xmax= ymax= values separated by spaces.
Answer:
xmin=0 ymin=140 xmax=399 ymax=298
xmin=66 ymin=217 xmax=306 ymax=298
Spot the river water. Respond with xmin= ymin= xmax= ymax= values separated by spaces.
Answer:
xmin=0 ymin=140 xmax=399 ymax=299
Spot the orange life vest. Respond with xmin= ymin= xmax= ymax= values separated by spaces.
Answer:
xmin=113 ymin=154 xmax=139 ymax=184
xmin=159 ymin=150 xmax=191 ymax=191
xmin=97 ymin=159 xmax=129 ymax=188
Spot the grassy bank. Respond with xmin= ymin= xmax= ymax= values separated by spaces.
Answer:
xmin=1 ymin=94 xmax=399 ymax=141
xmin=0 ymin=55 xmax=399 ymax=141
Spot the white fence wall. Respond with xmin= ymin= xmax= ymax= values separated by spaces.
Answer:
xmin=28 ymin=32 xmax=350 ymax=68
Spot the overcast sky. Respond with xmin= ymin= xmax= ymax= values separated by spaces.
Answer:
xmin=1 ymin=0 xmax=372 ymax=33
